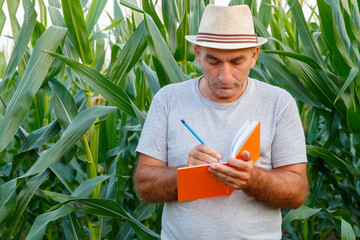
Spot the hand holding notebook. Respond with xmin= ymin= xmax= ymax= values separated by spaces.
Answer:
xmin=177 ymin=121 xmax=261 ymax=202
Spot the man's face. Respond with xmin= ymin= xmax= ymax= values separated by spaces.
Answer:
xmin=195 ymin=45 xmax=259 ymax=103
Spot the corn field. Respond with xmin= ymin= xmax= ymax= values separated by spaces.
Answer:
xmin=0 ymin=0 xmax=359 ymax=239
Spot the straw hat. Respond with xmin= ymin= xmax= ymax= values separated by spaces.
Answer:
xmin=185 ymin=4 xmax=267 ymax=49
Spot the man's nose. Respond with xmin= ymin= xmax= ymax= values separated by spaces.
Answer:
xmin=219 ymin=64 xmax=232 ymax=83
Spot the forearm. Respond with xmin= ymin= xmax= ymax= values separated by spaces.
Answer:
xmin=242 ymin=166 xmax=308 ymax=209
xmin=135 ymin=165 xmax=179 ymax=203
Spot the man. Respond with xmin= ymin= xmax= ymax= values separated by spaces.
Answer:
xmin=135 ymin=4 xmax=308 ymax=239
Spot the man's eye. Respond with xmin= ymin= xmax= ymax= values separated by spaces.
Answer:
xmin=232 ymin=61 xmax=242 ymax=66
xmin=209 ymin=61 xmax=219 ymax=65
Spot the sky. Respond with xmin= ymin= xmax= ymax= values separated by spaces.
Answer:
xmin=0 ymin=0 xmax=317 ymax=61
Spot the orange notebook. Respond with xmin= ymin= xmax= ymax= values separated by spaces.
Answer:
xmin=177 ymin=121 xmax=260 ymax=202
xmin=231 ymin=121 xmax=261 ymax=160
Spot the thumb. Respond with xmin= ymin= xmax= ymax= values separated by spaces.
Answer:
xmin=241 ymin=150 xmax=252 ymax=162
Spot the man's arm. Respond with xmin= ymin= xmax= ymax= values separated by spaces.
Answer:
xmin=209 ymin=151 xmax=308 ymax=209
xmin=135 ymin=145 xmax=221 ymax=203
xmin=245 ymin=162 xmax=307 ymax=209
xmin=135 ymin=154 xmax=178 ymax=203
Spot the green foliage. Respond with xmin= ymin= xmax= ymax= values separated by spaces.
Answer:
xmin=253 ymin=0 xmax=360 ymax=238
xmin=0 ymin=0 xmax=359 ymax=239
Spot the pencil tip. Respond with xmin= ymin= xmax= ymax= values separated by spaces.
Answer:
xmin=180 ymin=119 xmax=185 ymax=124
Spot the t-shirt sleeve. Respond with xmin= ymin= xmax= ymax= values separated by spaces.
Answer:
xmin=136 ymin=95 xmax=168 ymax=163
xmin=271 ymin=98 xmax=307 ymax=168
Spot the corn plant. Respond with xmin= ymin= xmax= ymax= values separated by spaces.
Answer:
xmin=0 ymin=0 xmax=161 ymax=239
xmin=250 ymin=0 xmax=360 ymax=238
xmin=0 ymin=0 xmax=359 ymax=239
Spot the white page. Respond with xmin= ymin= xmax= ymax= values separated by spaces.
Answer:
xmin=230 ymin=121 xmax=259 ymax=157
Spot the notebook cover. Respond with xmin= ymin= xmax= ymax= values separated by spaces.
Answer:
xmin=177 ymin=162 xmax=234 ymax=202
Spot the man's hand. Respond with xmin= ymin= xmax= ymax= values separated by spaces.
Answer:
xmin=208 ymin=150 xmax=308 ymax=209
xmin=208 ymin=150 xmax=254 ymax=189
xmin=135 ymin=145 xmax=223 ymax=203
xmin=187 ymin=144 xmax=222 ymax=167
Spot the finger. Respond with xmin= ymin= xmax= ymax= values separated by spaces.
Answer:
xmin=228 ymin=156 xmax=254 ymax=171
xmin=197 ymin=145 xmax=222 ymax=159
xmin=208 ymin=164 xmax=238 ymax=180
xmin=209 ymin=166 xmax=245 ymax=187
xmin=189 ymin=151 xmax=218 ymax=165
xmin=195 ymin=145 xmax=222 ymax=163
xmin=209 ymin=162 xmax=253 ymax=189
xmin=187 ymin=145 xmax=222 ymax=166
xmin=187 ymin=158 xmax=209 ymax=167
xmin=240 ymin=150 xmax=252 ymax=161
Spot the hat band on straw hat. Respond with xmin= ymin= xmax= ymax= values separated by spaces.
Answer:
xmin=196 ymin=32 xmax=258 ymax=44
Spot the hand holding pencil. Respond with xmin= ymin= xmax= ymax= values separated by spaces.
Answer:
xmin=181 ymin=119 xmax=222 ymax=166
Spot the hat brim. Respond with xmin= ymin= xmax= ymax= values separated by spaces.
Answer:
xmin=185 ymin=35 xmax=268 ymax=50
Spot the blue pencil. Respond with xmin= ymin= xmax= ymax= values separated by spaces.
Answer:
xmin=180 ymin=119 xmax=205 ymax=144
xmin=180 ymin=119 xmax=220 ymax=162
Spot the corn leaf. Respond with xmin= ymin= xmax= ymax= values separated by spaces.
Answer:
xmin=290 ymin=60 xmax=347 ymax=118
xmin=25 ymin=204 xmax=75 ymax=240
xmin=282 ymin=205 xmax=321 ymax=229
xmin=71 ymin=175 xmax=112 ymax=198
xmin=344 ymin=89 xmax=360 ymax=134
xmin=44 ymin=50 xmax=65 ymax=82
xmin=262 ymin=49 xmax=339 ymax=84
xmin=117 ymin=202 xmax=157 ymax=240
xmin=19 ymin=120 xmax=61 ymax=153
xmin=253 ymin=18 xmax=276 ymax=51
xmin=109 ymin=21 xmax=148 ymax=87
xmin=72 ymin=199 xmax=160 ymax=240
xmin=61 ymin=0 xmax=93 ymax=65
xmin=0 ymin=25 xmax=67 ymax=152
xmin=45 ymin=51 xmax=145 ymax=124
xmin=138 ymin=60 xmax=160 ymax=95
xmin=1 ymin=171 xmax=50 ymax=240
xmin=42 ymin=176 xmax=113 ymax=203
xmin=288 ymin=0 xmax=324 ymax=66
xmin=48 ymin=6 xmax=65 ymax=27
xmin=48 ymin=6 xmax=80 ymax=61
xmin=257 ymin=52 xmax=318 ymax=105
xmin=144 ymin=13 xmax=187 ymax=83
xmin=85 ymin=0 xmax=108 ymax=33
xmin=334 ymin=68 xmax=359 ymax=104
xmin=38 ymin=0 xmax=47 ymax=26
xmin=307 ymin=145 xmax=360 ymax=182
xmin=0 ymin=179 xmax=17 ymax=234
xmin=22 ymin=106 xmax=116 ymax=178
xmin=142 ymin=0 xmax=167 ymax=40
xmin=161 ymin=0 xmax=179 ymax=53
xmin=174 ymin=0 xmax=195 ymax=64
xmin=340 ymin=217 xmax=356 ymax=240
xmin=0 ymin=1 xmax=37 ymax=93
xmin=0 ymin=0 xmax=5 ymax=36
xmin=49 ymin=162 xmax=79 ymax=194
xmin=28 ymin=174 xmax=155 ymax=240
xmin=101 ymin=17 xmax=124 ymax=31
xmin=120 ymin=0 xmax=143 ymax=13
xmin=6 ymin=0 xmax=20 ymax=38
xmin=48 ymin=78 xmax=78 ymax=130
xmin=62 ymin=214 xmax=86 ymax=240
xmin=317 ymin=0 xmax=355 ymax=76
xmin=258 ymin=0 xmax=271 ymax=28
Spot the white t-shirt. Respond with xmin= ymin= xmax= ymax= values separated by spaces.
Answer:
xmin=136 ymin=77 xmax=307 ymax=240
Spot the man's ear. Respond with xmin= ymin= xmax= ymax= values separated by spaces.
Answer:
xmin=194 ymin=45 xmax=201 ymax=65
xmin=250 ymin=46 xmax=260 ymax=68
